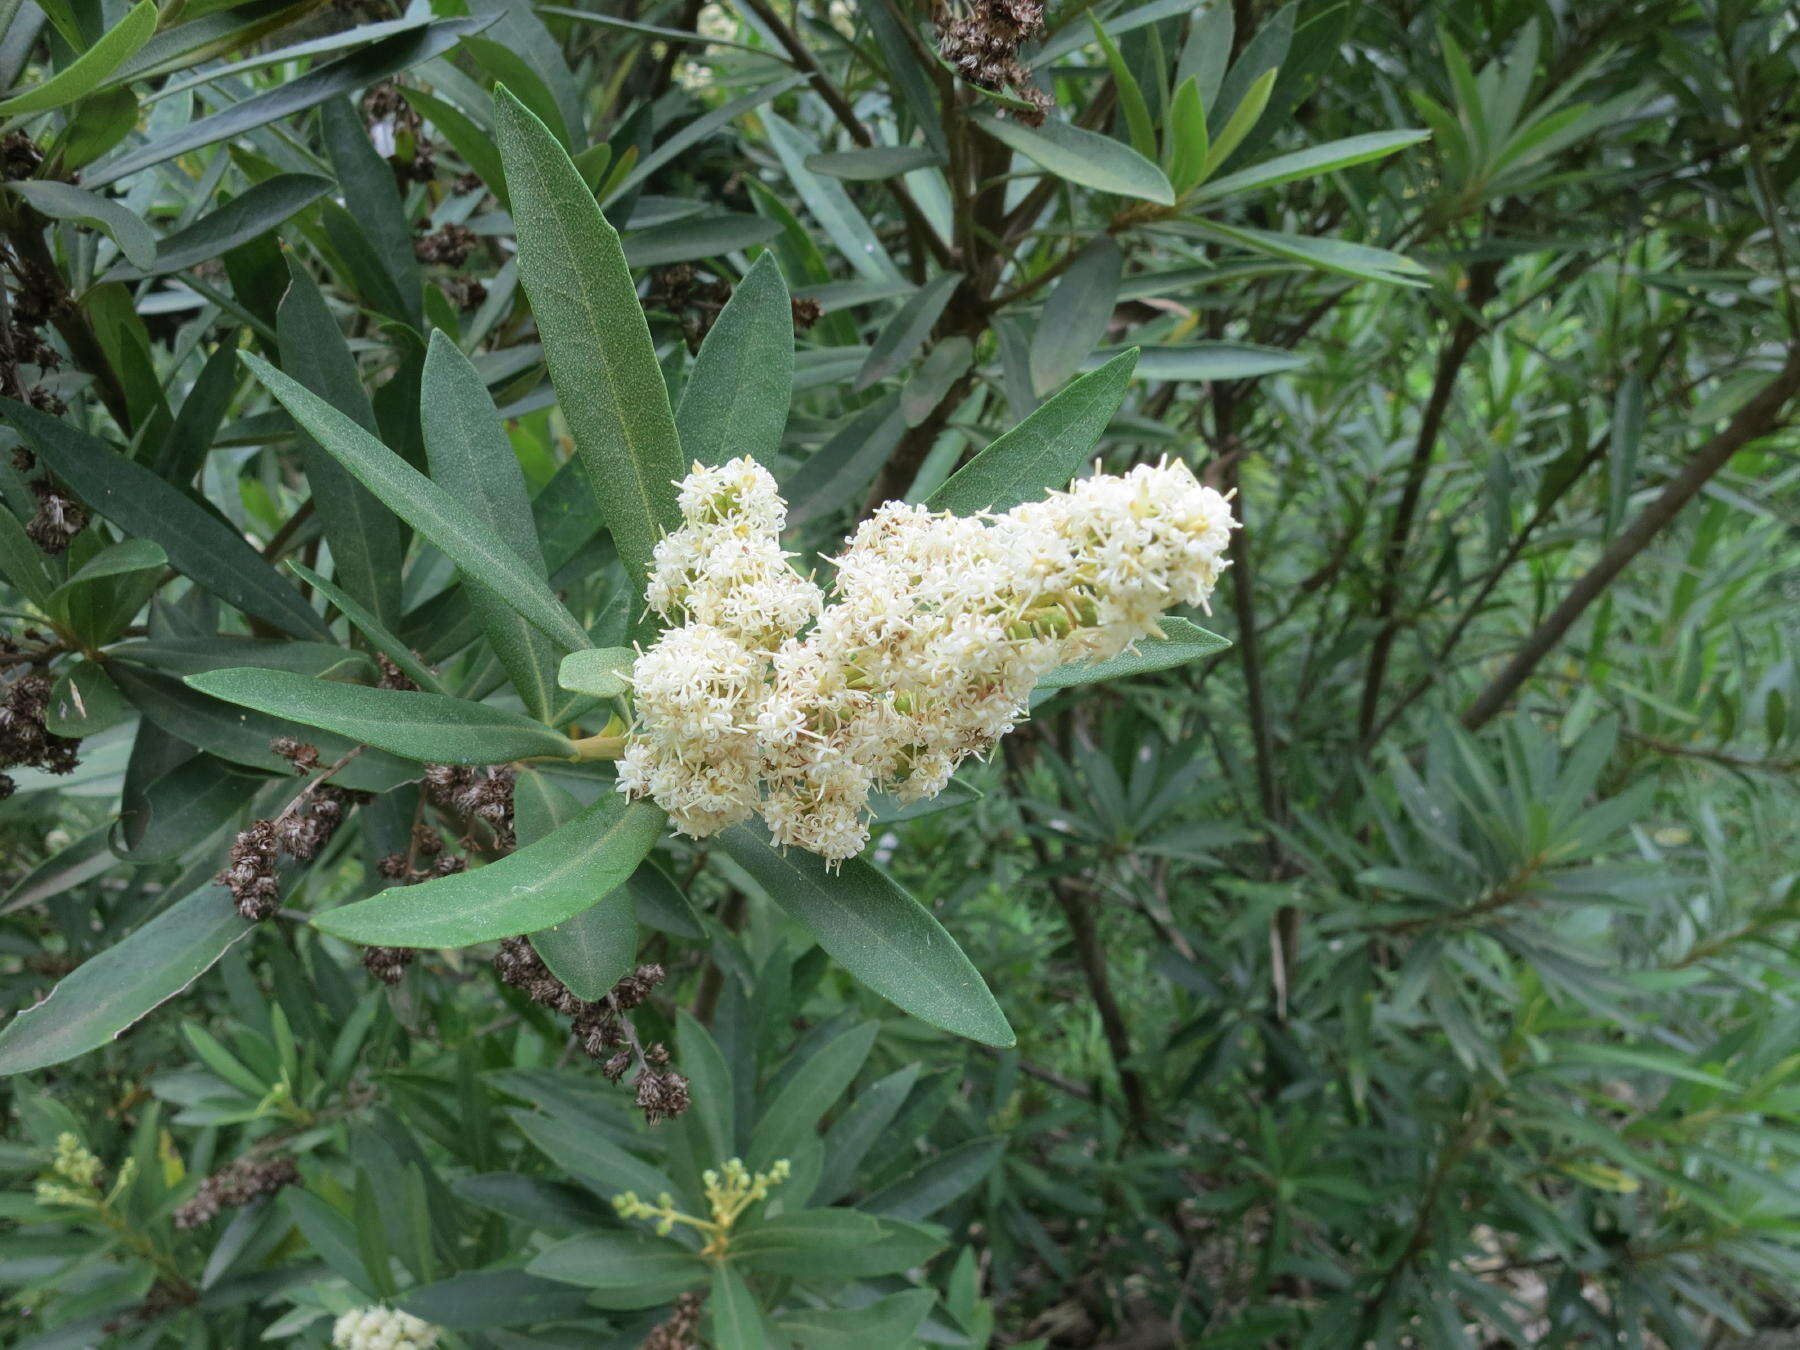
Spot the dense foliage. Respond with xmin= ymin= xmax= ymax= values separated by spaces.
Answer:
xmin=0 ymin=0 xmax=1796 ymax=1345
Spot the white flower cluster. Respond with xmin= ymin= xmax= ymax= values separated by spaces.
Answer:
xmin=621 ymin=456 xmax=1236 ymax=861
xmin=331 ymin=1306 xmax=439 ymax=1350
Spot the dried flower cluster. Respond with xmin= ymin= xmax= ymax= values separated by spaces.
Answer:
xmin=0 ymin=669 xmax=79 ymax=800
xmin=641 ymin=1291 xmax=704 ymax=1350
xmin=933 ymin=0 xmax=1053 ymax=124
xmin=620 ymin=456 xmax=1236 ymax=860
xmin=494 ymin=942 xmax=690 ymax=1123
xmin=362 ymin=82 xmax=435 ymax=184
xmin=422 ymin=763 xmax=515 ymax=850
xmin=332 ymin=1305 xmax=439 ymax=1350
xmin=173 ymin=1155 xmax=298 ymax=1229
xmin=218 ymin=742 xmax=362 ymax=921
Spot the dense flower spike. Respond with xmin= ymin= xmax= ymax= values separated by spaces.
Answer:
xmin=331 ymin=1305 xmax=439 ymax=1350
xmin=620 ymin=457 xmax=1237 ymax=860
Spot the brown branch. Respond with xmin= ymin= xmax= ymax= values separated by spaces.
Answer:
xmin=1461 ymin=343 xmax=1800 ymax=730
xmin=1356 ymin=259 xmax=1500 ymax=743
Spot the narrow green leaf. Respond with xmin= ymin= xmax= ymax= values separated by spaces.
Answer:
xmin=750 ymin=1022 xmax=878 ymax=1169
xmin=803 ymin=146 xmax=944 ymax=180
xmin=0 ymin=0 xmax=156 ymax=114
xmin=399 ymin=87 xmax=509 ymax=210
xmin=556 ymin=647 xmax=632 ymax=699
xmin=928 ymin=349 xmax=1137 ymax=517
xmin=710 ymin=1265 xmax=767 ymax=1350
xmin=1166 ymin=77 xmax=1209 ymax=195
xmin=856 ymin=271 xmax=962 ymax=391
xmin=1201 ymin=66 xmax=1277 ymax=178
xmin=720 ymin=826 xmax=1014 ymax=1046
xmin=1029 ymin=238 xmax=1122 ymax=398
xmin=185 ymin=668 xmax=579 ymax=765
xmin=0 ymin=398 xmax=329 ymax=639
xmin=1036 ymin=616 xmax=1231 ymax=689
xmin=732 ymin=1211 xmax=946 ymax=1277
xmin=1189 ymin=129 xmax=1430 ymax=203
xmin=284 ymin=560 xmax=446 ymax=695
xmin=1088 ymin=17 xmax=1156 ymax=160
xmin=974 ymin=114 xmax=1175 ymax=206
xmin=107 ymin=174 xmax=334 ymax=280
xmin=277 ymin=259 xmax=406 ymax=628
xmin=527 ymin=1232 xmax=705 ymax=1302
xmin=622 ymin=213 xmax=782 ymax=269
xmin=422 ymin=330 xmax=561 ymax=721
xmin=313 ymin=795 xmax=664 ymax=947
xmin=675 ymin=252 xmax=793 ymax=469
xmin=3 ymin=180 xmax=154 ymax=269
xmin=492 ymin=85 xmax=685 ymax=598
xmin=0 ymin=885 xmax=251 ymax=1075
xmin=515 ymin=770 xmax=636 ymax=999
xmin=241 ymin=352 xmax=592 ymax=652
xmin=86 ymin=17 xmax=495 ymax=187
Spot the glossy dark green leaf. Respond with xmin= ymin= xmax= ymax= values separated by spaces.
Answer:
xmin=313 ymin=794 xmax=664 ymax=947
xmin=732 ymin=1211 xmax=946 ymax=1277
xmin=863 ymin=1136 xmax=1005 ymax=1220
xmin=675 ymin=252 xmax=793 ymax=469
xmin=44 ymin=659 xmax=130 ymax=738
xmin=120 ymin=754 xmax=258 ymax=863
xmin=399 ymin=1269 xmax=595 ymax=1329
xmin=284 ymin=561 xmax=446 ymax=695
xmin=0 ymin=885 xmax=252 ymax=1075
xmin=927 ymin=349 xmax=1137 ymax=517
xmin=750 ymin=1021 xmax=878 ymax=1169
xmin=493 ymin=85 xmax=684 ymax=598
xmin=185 ymin=668 xmax=579 ymax=765
xmin=322 ymin=97 xmax=421 ymax=325
xmin=720 ymin=826 xmax=1014 ymax=1046
xmin=0 ymin=398 xmax=330 ymax=640
xmin=241 ymin=353 xmax=592 ymax=652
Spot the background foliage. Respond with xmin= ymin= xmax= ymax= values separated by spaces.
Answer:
xmin=0 ymin=0 xmax=1796 ymax=1345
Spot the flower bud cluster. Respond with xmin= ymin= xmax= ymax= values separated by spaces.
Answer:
xmin=331 ymin=1305 xmax=439 ymax=1350
xmin=621 ymin=457 xmax=1236 ymax=861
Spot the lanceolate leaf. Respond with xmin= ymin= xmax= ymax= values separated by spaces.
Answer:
xmin=719 ymin=825 xmax=1014 ymax=1046
xmin=1036 ymin=616 xmax=1232 ymax=689
xmin=421 ymin=330 xmax=561 ymax=721
xmin=0 ymin=885 xmax=252 ymax=1076
xmin=492 ymin=85 xmax=685 ymax=599
xmin=313 ymin=795 xmax=664 ymax=947
xmin=1189 ymin=129 xmax=1431 ymax=203
xmin=928 ymin=349 xmax=1138 ymax=516
xmin=3 ymin=180 xmax=155 ymax=269
xmin=86 ymin=17 xmax=496 ymax=187
xmin=710 ymin=1265 xmax=768 ymax=1350
xmin=106 ymin=174 xmax=335 ymax=280
xmin=515 ymin=770 xmax=636 ymax=999
xmin=0 ymin=0 xmax=156 ymax=114
xmin=0 ymin=398 xmax=329 ymax=640
xmin=240 ymin=353 xmax=593 ymax=652
xmin=675 ymin=252 xmax=794 ymax=470
xmin=185 ymin=668 xmax=580 ymax=765
xmin=974 ymin=114 xmax=1175 ymax=206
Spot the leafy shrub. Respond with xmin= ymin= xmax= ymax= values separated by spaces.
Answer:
xmin=0 ymin=0 xmax=1796 ymax=1346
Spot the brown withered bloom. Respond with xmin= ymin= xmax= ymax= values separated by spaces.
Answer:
xmin=414 ymin=221 xmax=478 ymax=268
xmin=790 ymin=296 xmax=823 ymax=332
xmin=269 ymin=737 xmax=321 ymax=774
xmin=362 ymin=946 xmax=416 ymax=984
xmin=172 ymin=1156 xmax=299 ymax=1229
xmin=423 ymin=763 xmax=516 ymax=849
xmin=642 ymin=1290 xmax=705 ymax=1350
xmin=1 ymin=132 xmax=42 ymax=181
xmin=362 ymin=81 xmax=435 ymax=184
xmin=648 ymin=264 xmax=733 ymax=352
xmin=441 ymin=276 xmax=488 ymax=311
xmin=375 ymin=653 xmax=419 ymax=691
xmin=495 ymin=941 xmax=689 ymax=1124
xmin=0 ymin=673 xmax=81 ymax=801
xmin=933 ymin=0 xmax=1053 ymax=125
xmin=24 ymin=477 xmax=85 ymax=553
xmin=218 ymin=819 xmax=281 ymax=921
